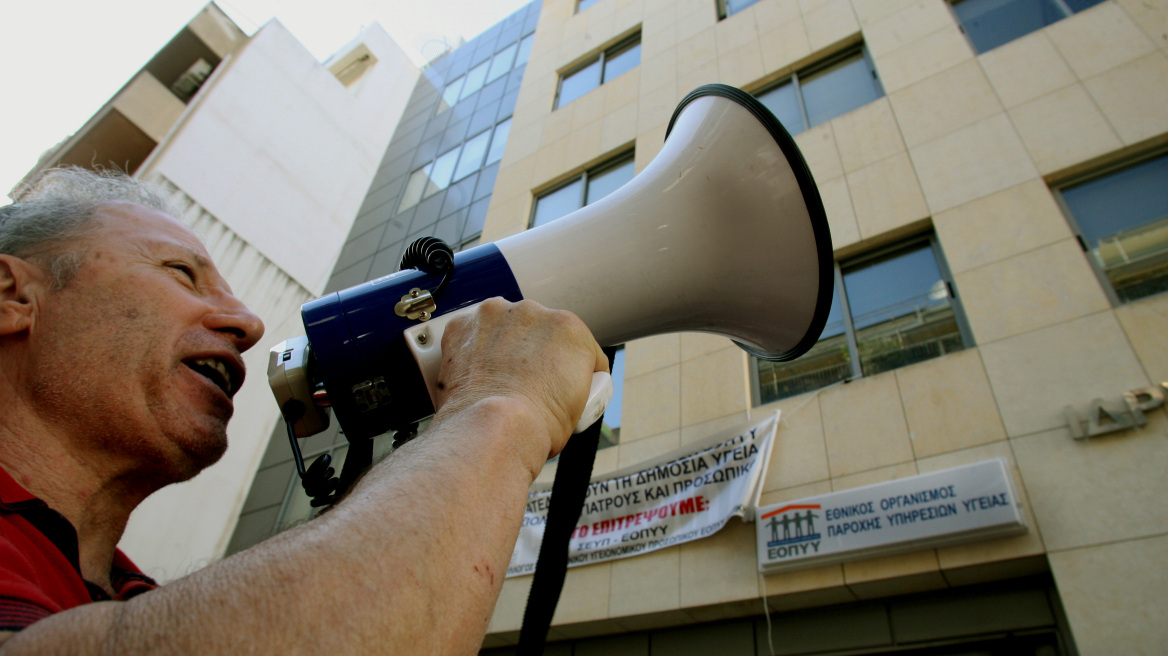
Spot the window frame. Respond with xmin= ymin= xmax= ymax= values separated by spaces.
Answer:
xmin=750 ymin=233 xmax=974 ymax=406
xmin=529 ymin=151 xmax=636 ymax=229
xmin=1051 ymin=149 xmax=1168 ymax=307
xmin=753 ymin=46 xmax=883 ymax=135
xmin=554 ymin=33 xmax=642 ymax=110
xmin=949 ymin=0 xmax=1106 ymax=54
xmin=717 ymin=0 xmax=765 ymax=20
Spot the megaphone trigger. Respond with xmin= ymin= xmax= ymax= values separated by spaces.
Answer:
xmin=402 ymin=304 xmax=615 ymax=435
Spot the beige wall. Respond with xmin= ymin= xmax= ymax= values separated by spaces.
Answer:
xmin=482 ymin=0 xmax=1168 ymax=651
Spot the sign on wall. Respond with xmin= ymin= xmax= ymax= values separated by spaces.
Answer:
xmin=507 ymin=413 xmax=778 ymax=578
xmin=757 ymin=459 xmax=1026 ymax=573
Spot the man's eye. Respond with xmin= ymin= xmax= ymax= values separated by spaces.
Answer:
xmin=168 ymin=263 xmax=196 ymax=282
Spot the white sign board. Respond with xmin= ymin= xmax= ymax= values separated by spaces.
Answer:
xmin=508 ymin=413 xmax=778 ymax=577
xmin=757 ymin=459 xmax=1026 ymax=573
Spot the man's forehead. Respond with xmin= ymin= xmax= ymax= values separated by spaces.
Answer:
xmin=92 ymin=202 xmax=211 ymax=258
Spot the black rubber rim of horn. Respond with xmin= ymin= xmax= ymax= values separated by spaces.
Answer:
xmin=665 ymin=83 xmax=834 ymax=363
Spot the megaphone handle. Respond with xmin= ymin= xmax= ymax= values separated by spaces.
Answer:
xmin=403 ymin=306 xmax=613 ymax=434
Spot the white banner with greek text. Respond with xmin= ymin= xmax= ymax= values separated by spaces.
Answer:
xmin=507 ymin=413 xmax=778 ymax=578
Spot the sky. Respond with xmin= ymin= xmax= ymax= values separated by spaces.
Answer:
xmin=0 ymin=0 xmax=534 ymax=197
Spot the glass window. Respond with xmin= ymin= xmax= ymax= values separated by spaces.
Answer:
xmin=532 ymin=153 xmax=635 ymax=228
xmin=602 ymin=41 xmax=641 ymax=83
xmin=801 ymin=54 xmax=884 ymax=127
xmin=487 ymin=43 xmax=518 ymax=83
xmin=754 ymin=48 xmax=883 ymax=136
xmin=756 ymin=237 xmax=969 ymax=404
xmin=424 ymin=147 xmax=461 ymax=198
xmin=952 ymin=0 xmax=1107 ymax=53
xmin=531 ymin=179 xmax=584 ymax=228
xmin=555 ymin=35 xmax=642 ymax=109
xmin=398 ymin=164 xmax=432 ymax=213
xmin=577 ymin=0 xmax=602 ymax=11
xmin=453 ymin=130 xmax=491 ymax=182
xmin=843 ymin=244 xmax=964 ymax=377
xmin=557 ymin=60 xmax=602 ymax=108
xmin=719 ymin=0 xmax=764 ymax=19
xmin=516 ymin=33 xmax=535 ymax=67
xmin=485 ymin=118 xmax=512 ymax=165
xmin=1058 ymin=153 xmax=1168 ymax=303
xmin=460 ymin=61 xmax=490 ymax=100
xmin=440 ymin=76 xmax=464 ymax=113
xmin=585 ymin=158 xmax=635 ymax=205
xmin=600 ymin=347 xmax=625 ymax=448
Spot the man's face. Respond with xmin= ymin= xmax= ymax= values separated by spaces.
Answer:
xmin=27 ymin=202 xmax=265 ymax=484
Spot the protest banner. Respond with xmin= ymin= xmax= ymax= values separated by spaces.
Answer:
xmin=507 ymin=412 xmax=778 ymax=577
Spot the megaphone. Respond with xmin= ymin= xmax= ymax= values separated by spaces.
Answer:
xmin=269 ymin=84 xmax=832 ymax=451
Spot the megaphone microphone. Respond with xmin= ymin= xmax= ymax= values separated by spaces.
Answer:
xmin=268 ymin=83 xmax=833 ymax=481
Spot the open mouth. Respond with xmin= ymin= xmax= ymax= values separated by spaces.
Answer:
xmin=185 ymin=358 xmax=236 ymax=397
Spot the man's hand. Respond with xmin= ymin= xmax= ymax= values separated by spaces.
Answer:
xmin=432 ymin=298 xmax=608 ymax=465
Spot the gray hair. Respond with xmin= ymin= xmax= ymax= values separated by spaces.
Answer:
xmin=1 ymin=167 xmax=177 ymax=289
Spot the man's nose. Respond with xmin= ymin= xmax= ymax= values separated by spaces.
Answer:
xmin=204 ymin=293 xmax=266 ymax=352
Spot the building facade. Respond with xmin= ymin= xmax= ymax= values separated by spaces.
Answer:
xmin=233 ymin=0 xmax=1168 ymax=653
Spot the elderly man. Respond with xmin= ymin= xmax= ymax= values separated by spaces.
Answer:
xmin=0 ymin=169 xmax=607 ymax=654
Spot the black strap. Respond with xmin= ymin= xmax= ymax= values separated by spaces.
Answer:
xmin=516 ymin=348 xmax=616 ymax=655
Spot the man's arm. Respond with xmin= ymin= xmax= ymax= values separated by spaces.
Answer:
xmin=0 ymin=299 xmax=607 ymax=655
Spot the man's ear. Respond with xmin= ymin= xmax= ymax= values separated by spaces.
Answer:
xmin=0 ymin=255 xmax=48 ymax=336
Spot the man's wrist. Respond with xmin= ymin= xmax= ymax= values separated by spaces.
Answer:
xmin=430 ymin=395 xmax=559 ymax=481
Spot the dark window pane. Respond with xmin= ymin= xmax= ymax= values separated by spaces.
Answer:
xmin=487 ymin=43 xmax=518 ymax=83
xmin=844 ymin=245 xmax=964 ymax=376
xmin=757 ymin=82 xmax=805 ymax=135
xmin=801 ymin=54 xmax=883 ymax=127
xmin=757 ymin=290 xmax=850 ymax=403
xmin=953 ymin=0 xmax=1067 ymax=53
xmin=585 ymin=157 xmax=635 ymax=205
xmin=1064 ymin=0 xmax=1107 ymax=12
xmin=461 ymin=61 xmax=490 ymax=100
xmin=558 ymin=59 xmax=602 ymax=108
xmin=453 ymin=130 xmax=491 ymax=182
xmin=516 ymin=34 xmax=535 ymax=67
xmin=1063 ymin=154 xmax=1168 ymax=302
xmin=485 ymin=118 xmax=512 ymax=165
xmin=724 ymin=0 xmax=764 ymax=17
xmin=532 ymin=178 xmax=584 ymax=227
xmin=603 ymin=41 xmax=641 ymax=83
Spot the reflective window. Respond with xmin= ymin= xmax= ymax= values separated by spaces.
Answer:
xmin=516 ymin=33 xmax=535 ymax=67
xmin=531 ymin=153 xmax=635 ymax=228
xmin=487 ymin=43 xmax=518 ymax=83
xmin=600 ymin=347 xmax=625 ymax=449
xmin=1058 ymin=153 xmax=1168 ymax=303
xmin=439 ymin=76 xmax=464 ymax=113
xmin=555 ymin=35 xmax=641 ymax=109
xmin=756 ymin=236 xmax=969 ymax=404
xmin=460 ymin=61 xmax=490 ymax=100
xmin=718 ymin=0 xmax=764 ymax=19
xmin=602 ymin=41 xmax=641 ymax=83
xmin=577 ymin=0 xmax=602 ymax=11
xmin=398 ymin=164 xmax=432 ymax=213
xmin=952 ymin=0 xmax=1107 ymax=53
xmin=557 ymin=60 xmax=602 ymax=108
xmin=755 ymin=48 xmax=883 ymax=136
xmin=424 ymin=147 xmax=461 ymax=198
xmin=453 ymin=130 xmax=491 ymax=182
xmin=485 ymin=118 xmax=512 ymax=165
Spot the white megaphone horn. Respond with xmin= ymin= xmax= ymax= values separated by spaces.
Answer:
xmin=269 ymin=84 xmax=833 ymax=449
